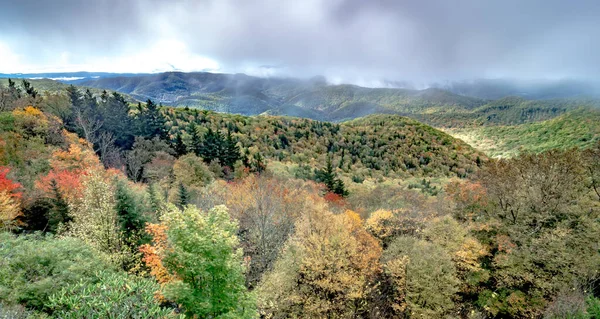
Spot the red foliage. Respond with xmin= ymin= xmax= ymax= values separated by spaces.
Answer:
xmin=0 ymin=166 xmax=22 ymax=198
xmin=323 ymin=191 xmax=345 ymax=206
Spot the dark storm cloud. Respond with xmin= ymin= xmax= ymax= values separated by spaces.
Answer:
xmin=0 ymin=0 xmax=599 ymax=82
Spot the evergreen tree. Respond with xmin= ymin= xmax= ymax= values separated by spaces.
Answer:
xmin=137 ymin=99 xmax=168 ymax=140
xmin=177 ymin=182 xmax=190 ymax=209
xmin=198 ymin=128 xmax=224 ymax=164
xmin=173 ymin=132 xmax=187 ymax=157
xmin=47 ymin=179 xmax=71 ymax=233
xmin=221 ymin=130 xmax=241 ymax=169
xmin=115 ymin=179 xmax=146 ymax=237
xmin=315 ymin=154 xmax=348 ymax=197
xmin=101 ymin=92 xmax=135 ymax=150
xmin=7 ymin=78 xmax=21 ymax=100
xmin=21 ymin=79 xmax=37 ymax=98
xmin=189 ymin=123 xmax=202 ymax=156
xmin=147 ymin=183 xmax=164 ymax=216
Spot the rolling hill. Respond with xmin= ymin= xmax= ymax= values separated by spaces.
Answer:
xmin=80 ymin=72 xmax=487 ymax=121
xmin=444 ymin=108 xmax=600 ymax=157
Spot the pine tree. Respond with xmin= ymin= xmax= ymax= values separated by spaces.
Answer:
xmin=177 ymin=182 xmax=190 ymax=209
xmin=199 ymin=128 xmax=224 ymax=164
xmin=190 ymin=123 xmax=202 ymax=156
xmin=7 ymin=78 xmax=21 ymax=100
xmin=21 ymin=79 xmax=37 ymax=98
xmin=315 ymin=154 xmax=348 ymax=197
xmin=173 ymin=132 xmax=187 ymax=157
xmin=137 ymin=99 xmax=168 ymax=140
xmin=148 ymin=183 xmax=164 ymax=215
xmin=115 ymin=179 xmax=146 ymax=237
xmin=221 ymin=130 xmax=241 ymax=169
xmin=101 ymin=92 xmax=135 ymax=149
xmin=47 ymin=179 xmax=71 ymax=233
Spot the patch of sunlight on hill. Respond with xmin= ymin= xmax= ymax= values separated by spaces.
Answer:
xmin=445 ymin=108 xmax=600 ymax=158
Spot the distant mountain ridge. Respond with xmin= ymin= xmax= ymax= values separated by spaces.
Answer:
xmin=78 ymin=71 xmax=487 ymax=121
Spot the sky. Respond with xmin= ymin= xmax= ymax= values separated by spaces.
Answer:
xmin=0 ymin=0 xmax=599 ymax=85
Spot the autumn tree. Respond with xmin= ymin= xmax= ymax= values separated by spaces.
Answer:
xmin=68 ymin=170 xmax=125 ymax=266
xmin=383 ymin=236 xmax=460 ymax=318
xmin=464 ymin=150 xmax=600 ymax=317
xmin=141 ymin=205 xmax=256 ymax=318
xmin=258 ymin=209 xmax=382 ymax=318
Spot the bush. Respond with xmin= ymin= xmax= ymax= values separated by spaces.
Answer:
xmin=0 ymin=233 xmax=112 ymax=311
xmin=48 ymin=271 xmax=175 ymax=319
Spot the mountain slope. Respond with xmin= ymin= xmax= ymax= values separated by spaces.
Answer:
xmin=445 ymin=108 xmax=600 ymax=157
xmin=80 ymin=72 xmax=486 ymax=121
xmin=163 ymin=109 xmax=485 ymax=179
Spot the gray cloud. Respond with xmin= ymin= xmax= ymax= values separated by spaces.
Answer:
xmin=0 ymin=0 xmax=599 ymax=83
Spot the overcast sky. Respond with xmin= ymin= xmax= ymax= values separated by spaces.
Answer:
xmin=0 ymin=0 xmax=599 ymax=84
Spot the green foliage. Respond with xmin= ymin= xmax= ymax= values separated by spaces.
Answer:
xmin=114 ymin=179 xmax=146 ymax=237
xmin=0 ymin=233 xmax=112 ymax=311
xmin=159 ymin=205 xmax=256 ymax=318
xmin=176 ymin=182 xmax=189 ymax=209
xmin=47 ymin=270 xmax=174 ymax=319
xmin=46 ymin=179 xmax=71 ymax=233
xmin=448 ymin=108 xmax=600 ymax=157
xmin=314 ymin=154 xmax=348 ymax=196
xmin=163 ymin=109 xmax=482 ymax=179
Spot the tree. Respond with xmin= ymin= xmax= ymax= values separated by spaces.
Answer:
xmin=315 ymin=154 xmax=348 ymax=197
xmin=46 ymin=179 xmax=71 ymax=233
xmin=383 ymin=236 xmax=460 ymax=318
xmin=222 ymin=130 xmax=241 ymax=169
xmin=251 ymin=152 xmax=266 ymax=174
xmin=258 ymin=210 xmax=382 ymax=318
xmin=47 ymin=270 xmax=174 ymax=318
xmin=198 ymin=127 xmax=224 ymax=164
xmin=136 ymin=99 xmax=167 ymax=140
xmin=100 ymin=92 xmax=135 ymax=150
xmin=176 ymin=182 xmax=189 ymax=209
xmin=114 ymin=179 xmax=146 ymax=238
xmin=68 ymin=171 xmax=125 ymax=265
xmin=0 ymin=191 xmax=20 ymax=231
xmin=21 ymin=80 xmax=37 ymax=99
xmin=173 ymin=132 xmax=187 ymax=157
xmin=141 ymin=205 xmax=256 ymax=318
xmin=172 ymin=153 xmax=214 ymax=189
xmin=189 ymin=123 xmax=202 ymax=156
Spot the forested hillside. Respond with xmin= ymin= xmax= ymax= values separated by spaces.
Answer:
xmin=446 ymin=108 xmax=600 ymax=157
xmin=1 ymin=80 xmax=600 ymax=319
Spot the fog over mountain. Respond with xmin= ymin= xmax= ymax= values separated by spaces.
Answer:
xmin=0 ymin=0 xmax=599 ymax=86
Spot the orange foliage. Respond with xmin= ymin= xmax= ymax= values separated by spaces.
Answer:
xmin=49 ymin=144 xmax=101 ymax=172
xmin=140 ymin=223 xmax=174 ymax=285
xmin=35 ymin=142 xmax=107 ymax=202
xmin=36 ymin=169 xmax=84 ymax=203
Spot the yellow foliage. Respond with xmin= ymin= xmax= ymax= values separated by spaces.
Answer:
xmin=365 ymin=209 xmax=398 ymax=243
xmin=0 ymin=190 xmax=20 ymax=231
xmin=258 ymin=207 xmax=382 ymax=318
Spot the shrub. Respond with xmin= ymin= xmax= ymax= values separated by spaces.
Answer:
xmin=48 ymin=271 xmax=174 ymax=319
xmin=0 ymin=233 xmax=112 ymax=311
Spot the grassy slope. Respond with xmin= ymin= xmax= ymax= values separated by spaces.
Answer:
xmin=445 ymin=108 xmax=600 ymax=157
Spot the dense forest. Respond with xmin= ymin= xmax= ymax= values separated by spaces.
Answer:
xmin=1 ymin=80 xmax=600 ymax=318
